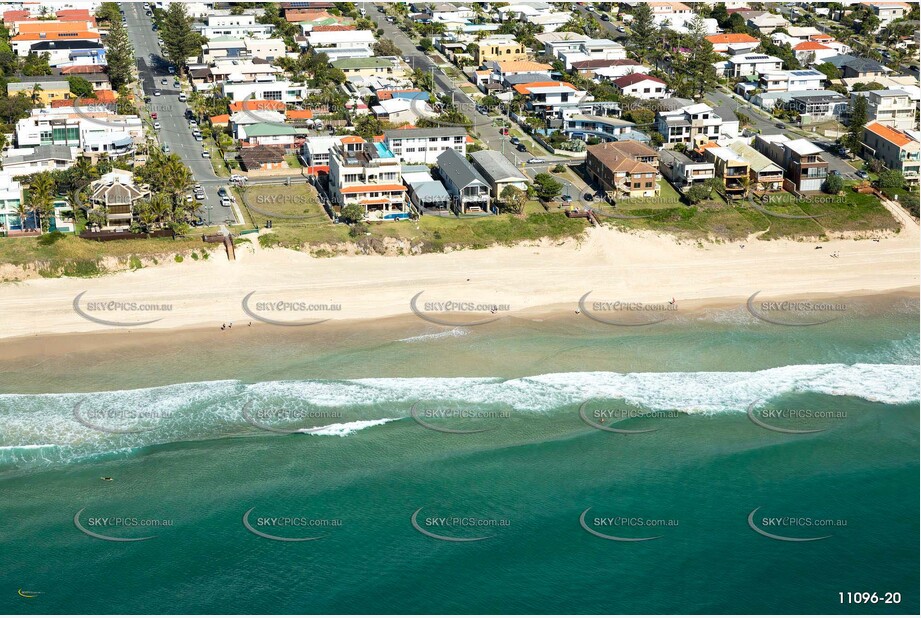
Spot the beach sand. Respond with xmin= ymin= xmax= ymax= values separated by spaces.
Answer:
xmin=1 ymin=224 xmax=918 ymax=342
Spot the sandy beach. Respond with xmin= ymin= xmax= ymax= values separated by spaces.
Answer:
xmin=1 ymin=223 xmax=918 ymax=341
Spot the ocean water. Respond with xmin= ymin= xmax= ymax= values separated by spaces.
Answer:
xmin=1 ymin=300 xmax=918 ymax=614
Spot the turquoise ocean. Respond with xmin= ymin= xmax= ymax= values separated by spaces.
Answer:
xmin=1 ymin=298 xmax=918 ymax=614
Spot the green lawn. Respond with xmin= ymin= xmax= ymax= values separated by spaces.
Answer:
xmin=0 ymin=233 xmax=211 ymax=279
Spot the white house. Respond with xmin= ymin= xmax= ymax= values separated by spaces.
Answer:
xmin=200 ymin=14 xmax=275 ymax=39
xmin=556 ymin=39 xmax=627 ymax=69
xmin=715 ymin=53 xmax=784 ymax=78
xmin=305 ymin=29 xmax=376 ymax=61
xmin=383 ymin=127 xmax=468 ymax=166
xmin=610 ymin=73 xmax=668 ymax=100
xmin=222 ymin=79 xmax=308 ymax=104
xmin=759 ymin=69 xmax=825 ymax=93
xmin=15 ymin=109 xmax=141 ymax=155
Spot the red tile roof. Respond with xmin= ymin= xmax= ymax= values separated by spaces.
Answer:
xmin=865 ymin=120 xmax=914 ymax=147
xmin=612 ymin=73 xmax=666 ymax=88
xmin=793 ymin=41 xmax=832 ymax=51
xmin=705 ymin=33 xmax=759 ymax=45
xmin=513 ymin=81 xmax=576 ymax=95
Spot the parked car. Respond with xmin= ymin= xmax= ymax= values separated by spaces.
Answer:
xmin=154 ymin=89 xmax=161 ymax=96
xmin=220 ymin=197 xmax=233 ymax=207
xmin=189 ymin=216 xmax=204 ymax=227
xmin=775 ymin=122 xmax=786 ymax=129
xmin=153 ymin=121 xmax=161 ymax=130
xmin=510 ymin=136 xmax=520 ymax=145
xmin=168 ymin=66 xmax=176 ymax=74
xmin=202 ymin=150 xmax=211 ymax=158
xmin=856 ymin=170 xmax=869 ymax=179
xmin=616 ymin=26 xmax=625 ymax=33
xmin=562 ymin=194 xmax=572 ymax=204
xmin=517 ymin=143 xmax=528 ymax=152
xmin=178 ymin=93 xmax=187 ymax=102
xmin=195 ymin=134 xmax=203 ymax=141
xmin=160 ymin=78 xmax=167 ymax=85
xmin=162 ymin=144 xmax=170 ymax=153
xmin=189 ymin=119 xmax=198 ymax=127
xmin=151 ymin=112 xmax=157 ymax=120
xmin=601 ymin=14 xmax=610 ymax=21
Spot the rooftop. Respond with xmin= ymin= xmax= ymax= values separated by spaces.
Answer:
xmin=865 ymin=120 xmax=918 ymax=148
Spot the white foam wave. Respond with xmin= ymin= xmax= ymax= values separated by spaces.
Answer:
xmin=298 ymin=418 xmax=399 ymax=437
xmin=397 ymin=327 xmax=470 ymax=343
xmin=1 ymin=364 xmax=916 ymax=467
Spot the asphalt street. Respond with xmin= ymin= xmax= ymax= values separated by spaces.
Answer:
xmin=122 ymin=2 xmax=237 ymax=225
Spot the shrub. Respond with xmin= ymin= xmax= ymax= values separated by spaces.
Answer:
xmin=174 ymin=254 xmax=184 ymax=263
xmin=822 ymin=174 xmax=844 ymax=194
xmin=37 ymin=231 xmax=66 ymax=246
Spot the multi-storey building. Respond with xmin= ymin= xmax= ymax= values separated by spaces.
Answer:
xmin=754 ymin=134 xmax=829 ymax=193
xmin=585 ymin=141 xmax=660 ymax=199
xmin=328 ymin=136 xmax=407 ymax=220
xmin=655 ymin=104 xmax=723 ymax=147
xmin=383 ymin=127 xmax=468 ymax=166
xmin=862 ymin=121 xmax=921 ymax=184
xmin=851 ymin=89 xmax=917 ymax=132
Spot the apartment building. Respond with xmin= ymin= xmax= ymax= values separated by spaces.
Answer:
xmin=655 ymin=104 xmax=723 ymax=147
xmin=384 ymin=127 xmax=468 ymax=166
xmin=15 ymin=109 xmax=142 ymax=155
xmin=851 ymin=89 xmax=917 ymax=132
xmin=754 ymin=134 xmax=829 ymax=193
xmin=328 ymin=136 xmax=407 ymax=220
xmin=862 ymin=121 xmax=920 ymax=184
xmin=0 ymin=145 xmax=77 ymax=174
xmin=473 ymin=35 xmax=528 ymax=65
xmin=658 ymin=149 xmax=715 ymax=188
xmin=585 ymin=141 xmax=660 ymax=199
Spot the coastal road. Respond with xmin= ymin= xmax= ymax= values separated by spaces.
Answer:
xmin=367 ymin=2 xmax=560 ymax=172
xmin=122 ymin=2 xmax=236 ymax=225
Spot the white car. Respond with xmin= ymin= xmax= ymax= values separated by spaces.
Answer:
xmin=178 ymin=93 xmax=187 ymax=102
xmin=527 ymin=157 xmax=545 ymax=164
xmin=220 ymin=197 xmax=233 ymax=207
xmin=154 ymin=89 xmax=161 ymax=96
xmin=153 ymin=121 xmax=161 ymax=129
xmin=202 ymin=151 xmax=211 ymax=158
xmin=189 ymin=119 xmax=198 ymax=127
xmin=195 ymin=134 xmax=203 ymax=141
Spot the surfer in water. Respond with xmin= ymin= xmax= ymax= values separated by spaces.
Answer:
xmin=101 ymin=477 xmax=113 ymax=482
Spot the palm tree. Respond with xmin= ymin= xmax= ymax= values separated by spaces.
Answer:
xmin=29 ymin=83 xmax=44 ymax=106
xmin=28 ymin=172 xmax=55 ymax=232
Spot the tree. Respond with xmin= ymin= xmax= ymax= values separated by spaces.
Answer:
xmin=95 ymin=2 xmax=121 ymax=25
xmin=419 ymin=37 xmax=434 ymax=52
xmin=532 ymin=173 xmax=563 ymax=201
xmin=105 ymin=17 xmax=135 ymax=91
xmin=353 ymin=115 xmax=386 ymax=140
xmin=821 ymin=174 xmax=844 ymax=194
xmin=844 ymin=94 xmax=868 ymax=152
xmin=629 ymin=2 xmax=656 ymax=60
xmin=339 ymin=203 xmax=365 ymax=224
xmin=28 ymin=172 xmax=56 ymax=232
xmin=675 ymin=15 xmax=719 ymax=101
xmin=21 ymin=51 xmax=51 ymax=76
xmin=499 ymin=185 xmax=527 ymax=214
xmin=851 ymin=81 xmax=884 ymax=92
xmin=685 ymin=183 xmax=711 ymax=204
xmin=815 ymin=62 xmax=840 ymax=81
xmin=67 ymin=76 xmax=94 ymax=98
xmin=373 ymin=39 xmax=401 ymax=56
xmin=879 ymin=169 xmax=905 ymax=190
xmin=160 ymin=3 xmax=204 ymax=74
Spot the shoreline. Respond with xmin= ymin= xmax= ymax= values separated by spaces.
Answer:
xmin=1 ymin=225 xmax=918 ymax=343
